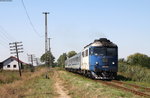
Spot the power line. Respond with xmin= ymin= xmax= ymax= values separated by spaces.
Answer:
xmin=0 ymin=30 xmax=14 ymax=48
xmin=0 ymin=25 xmax=16 ymax=42
xmin=21 ymin=0 xmax=43 ymax=37
xmin=0 ymin=42 xmax=8 ymax=48
xmin=0 ymin=32 xmax=11 ymax=43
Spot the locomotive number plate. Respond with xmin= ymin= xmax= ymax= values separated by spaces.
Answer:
xmin=102 ymin=66 xmax=109 ymax=68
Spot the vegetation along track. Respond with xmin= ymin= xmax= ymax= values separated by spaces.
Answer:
xmin=67 ymin=71 xmax=150 ymax=97
xmin=95 ymin=80 xmax=150 ymax=97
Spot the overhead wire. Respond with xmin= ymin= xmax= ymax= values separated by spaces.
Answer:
xmin=0 ymin=41 xmax=9 ymax=48
xmin=0 ymin=25 xmax=17 ymax=49
xmin=0 ymin=31 xmax=10 ymax=48
xmin=0 ymin=32 xmax=11 ymax=43
xmin=0 ymin=38 xmax=9 ymax=48
xmin=0 ymin=44 xmax=8 ymax=49
xmin=21 ymin=0 xmax=43 ymax=38
xmin=0 ymin=26 xmax=16 ymax=42
xmin=21 ymin=0 xmax=45 ymax=61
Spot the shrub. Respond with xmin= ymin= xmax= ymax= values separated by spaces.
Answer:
xmin=119 ymin=62 xmax=150 ymax=83
xmin=127 ymin=53 xmax=150 ymax=68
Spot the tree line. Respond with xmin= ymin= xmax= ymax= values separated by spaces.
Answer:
xmin=40 ymin=51 xmax=77 ymax=67
xmin=40 ymin=51 xmax=150 ymax=69
xmin=119 ymin=53 xmax=150 ymax=68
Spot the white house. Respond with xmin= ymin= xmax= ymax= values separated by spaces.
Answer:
xmin=2 ymin=56 xmax=28 ymax=70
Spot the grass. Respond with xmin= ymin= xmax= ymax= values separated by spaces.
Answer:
xmin=0 ymin=71 xmax=20 ymax=84
xmin=57 ymin=69 xmax=140 ymax=98
xmin=0 ymin=67 xmax=148 ymax=98
xmin=18 ymin=73 xmax=56 ymax=98
xmin=0 ymin=67 xmax=57 ymax=98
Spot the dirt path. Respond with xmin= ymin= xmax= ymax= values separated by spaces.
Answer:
xmin=54 ymin=71 xmax=71 ymax=98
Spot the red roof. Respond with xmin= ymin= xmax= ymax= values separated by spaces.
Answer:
xmin=3 ymin=56 xmax=29 ymax=65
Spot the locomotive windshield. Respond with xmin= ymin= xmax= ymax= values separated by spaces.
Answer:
xmin=92 ymin=47 xmax=117 ymax=56
xmin=107 ymin=48 xmax=117 ymax=56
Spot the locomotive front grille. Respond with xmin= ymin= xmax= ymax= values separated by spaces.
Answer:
xmin=102 ymin=58 xmax=108 ymax=62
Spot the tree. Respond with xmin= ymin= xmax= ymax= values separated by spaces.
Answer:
xmin=57 ymin=51 xmax=77 ymax=68
xmin=40 ymin=51 xmax=55 ymax=67
xmin=57 ymin=53 xmax=67 ymax=68
xmin=127 ymin=53 xmax=150 ymax=68
xmin=67 ymin=51 xmax=77 ymax=58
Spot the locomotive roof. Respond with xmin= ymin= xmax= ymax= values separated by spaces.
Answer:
xmin=84 ymin=38 xmax=117 ymax=48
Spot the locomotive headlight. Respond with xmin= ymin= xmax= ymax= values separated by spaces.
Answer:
xmin=96 ymin=62 xmax=99 ymax=65
xmin=112 ymin=62 xmax=115 ymax=65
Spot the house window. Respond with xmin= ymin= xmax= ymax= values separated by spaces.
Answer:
xmin=13 ymin=65 xmax=16 ymax=68
xmin=7 ymin=65 xmax=10 ymax=68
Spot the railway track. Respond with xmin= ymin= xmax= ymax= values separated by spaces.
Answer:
xmin=112 ymin=80 xmax=150 ymax=92
xmin=96 ymin=80 xmax=150 ymax=97
xmin=67 ymin=71 xmax=150 ymax=97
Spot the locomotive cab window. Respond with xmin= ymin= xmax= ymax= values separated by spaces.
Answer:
xmin=92 ymin=47 xmax=117 ymax=56
xmin=93 ymin=47 xmax=106 ymax=56
xmin=107 ymin=48 xmax=117 ymax=56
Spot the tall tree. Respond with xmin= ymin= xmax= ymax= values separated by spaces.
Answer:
xmin=57 ymin=53 xmax=67 ymax=68
xmin=127 ymin=53 xmax=150 ymax=68
xmin=67 ymin=51 xmax=77 ymax=58
xmin=40 ymin=51 xmax=55 ymax=66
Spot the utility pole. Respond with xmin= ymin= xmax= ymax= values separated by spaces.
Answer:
xmin=27 ymin=54 xmax=35 ymax=72
xmin=43 ymin=12 xmax=49 ymax=65
xmin=48 ymin=38 xmax=51 ymax=53
xmin=34 ymin=58 xmax=39 ymax=66
xmin=48 ymin=38 xmax=52 ymax=66
xmin=9 ymin=42 xmax=23 ymax=77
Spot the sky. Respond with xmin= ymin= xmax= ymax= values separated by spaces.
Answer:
xmin=0 ymin=0 xmax=150 ymax=63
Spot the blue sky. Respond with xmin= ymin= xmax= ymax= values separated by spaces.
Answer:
xmin=0 ymin=0 xmax=150 ymax=62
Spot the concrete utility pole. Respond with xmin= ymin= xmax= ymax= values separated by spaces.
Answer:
xmin=43 ymin=12 xmax=49 ymax=54
xmin=48 ymin=38 xmax=52 ymax=66
xmin=9 ymin=42 xmax=23 ymax=77
xmin=43 ymin=12 xmax=49 ymax=65
xmin=48 ymin=38 xmax=51 ymax=53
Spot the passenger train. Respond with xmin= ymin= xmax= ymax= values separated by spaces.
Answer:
xmin=65 ymin=38 xmax=118 ymax=79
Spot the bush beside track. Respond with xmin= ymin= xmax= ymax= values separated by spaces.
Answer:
xmin=119 ymin=62 xmax=150 ymax=83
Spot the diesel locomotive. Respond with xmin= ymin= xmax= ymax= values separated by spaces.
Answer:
xmin=65 ymin=38 xmax=118 ymax=79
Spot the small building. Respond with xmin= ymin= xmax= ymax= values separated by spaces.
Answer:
xmin=2 ymin=56 xmax=28 ymax=70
